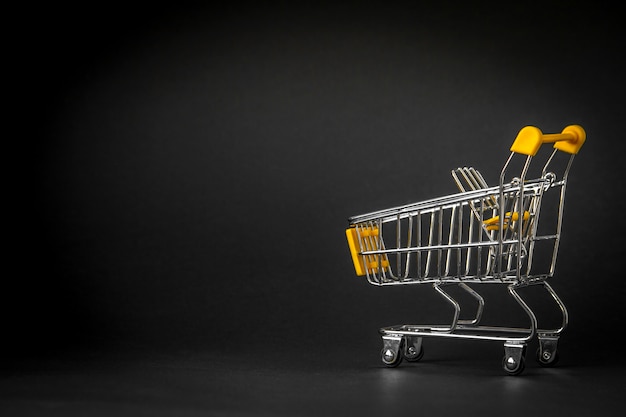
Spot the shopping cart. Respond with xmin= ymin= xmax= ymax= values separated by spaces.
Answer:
xmin=345 ymin=125 xmax=586 ymax=375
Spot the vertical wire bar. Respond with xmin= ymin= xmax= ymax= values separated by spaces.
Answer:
xmin=466 ymin=201 xmax=475 ymax=277
xmin=396 ymin=213 xmax=401 ymax=279
xmin=457 ymin=202 xmax=463 ymax=278
xmin=478 ymin=198 xmax=484 ymax=279
xmin=507 ymin=186 xmax=529 ymax=274
xmin=425 ymin=211 xmax=436 ymax=277
xmin=498 ymin=152 xmax=515 ymax=278
xmin=365 ymin=221 xmax=376 ymax=281
xmin=445 ymin=206 xmax=456 ymax=277
xmin=365 ymin=222 xmax=376 ymax=281
xmin=524 ymin=193 xmax=539 ymax=277
xmin=357 ymin=224 xmax=371 ymax=283
xmin=417 ymin=210 xmax=422 ymax=279
xmin=437 ymin=206 xmax=443 ymax=278
xmin=520 ymin=191 xmax=533 ymax=267
xmin=516 ymin=156 xmax=532 ymax=281
xmin=503 ymin=190 xmax=515 ymax=275
xmin=506 ymin=194 xmax=515 ymax=272
xmin=377 ymin=218 xmax=386 ymax=281
xmin=404 ymin=215 xmax=413 ymax=279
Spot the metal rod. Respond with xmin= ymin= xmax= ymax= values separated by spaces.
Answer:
xmin=433 ymin=283 xmax=461 ymax=332
xmin=457 ymin=283 xmax=485 ymax=325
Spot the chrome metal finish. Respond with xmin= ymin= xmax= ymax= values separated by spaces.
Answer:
xmin=537 ymin=334 xmax=559 ymax=364
xmin=381 ymin=335 xmax=403 ymax=367
xmin=403 ymin=336 xmax=423 ymax=361
xmin=433 ymin=284 xmax=461 ymax=332
xmin=457 ymin=283 xmax=484 ymax=325
xmin=503 ymin=342 xmax=526 ymax=375
xmin=350 ymin=135 xmax=579 ymax=375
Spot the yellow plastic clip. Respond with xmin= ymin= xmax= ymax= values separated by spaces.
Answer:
xmin=346 ymin=226 xmax=389 ymax=276
xmin=510 ymin=125 xmax=586 ymax=156
xmin=483 ymin=211 xmax=530 ymax=231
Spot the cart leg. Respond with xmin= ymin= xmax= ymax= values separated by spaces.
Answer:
xmin=457 ymin=283 xmax=485 ymax=326
xmin=381 ymin=335 xmax=403 ymax=368
xmin=540 ymin=281 xmax=569 ymax=335
xmin=536 ymin=334 xmax=560 ymax=367
xmin=534 ymin=282 xmax=565 ymax=367
xmin=433 ymin=283 xmax=460 ymax=331
xmin=403 ymin=336 xmax=424 ymax=362
xmin=502 ymin=342 xmax=526 ymax=376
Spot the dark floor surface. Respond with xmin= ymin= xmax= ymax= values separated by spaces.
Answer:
xmin=1 ymin=337 xmax=623 ymax=417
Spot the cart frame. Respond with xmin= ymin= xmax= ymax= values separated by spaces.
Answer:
xmin=345 ymin=125 xmax=585 ymax=375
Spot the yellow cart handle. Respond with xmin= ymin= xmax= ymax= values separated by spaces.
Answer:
xmin=510 ymin=125 xmax=586 ymax=156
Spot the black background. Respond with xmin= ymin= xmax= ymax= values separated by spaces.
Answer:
xmin=5 ymin=1 xmax=626 ymax=415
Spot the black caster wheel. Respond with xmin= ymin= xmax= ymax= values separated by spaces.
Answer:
xmin=502 ymin=354 xmax=525 ymax=376
xmin=536 ymin=347 xmax=560 ymax=367
xmin=381 ymin=347 xmax=403 ymax=368
xmin=404 ymin=344 xmax=424 ymax=362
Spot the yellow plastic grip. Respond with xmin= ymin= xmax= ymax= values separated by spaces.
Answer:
xmin=346 ymin=227 xmax=389 ymax=276
xmin=483 ymin=211 xmax=530 ymax=231
xmin=510 ymin=125 xmax=586 ymax=156
xmin=346 ymin=227 xmax=366 ymax=276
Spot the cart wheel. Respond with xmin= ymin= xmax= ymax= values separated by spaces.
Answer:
xmin=502 ymin=354 xmax=525 ymax=376
xmin=381 ymin=347 xmax=403 ymax=368
xmin=403 ymin=343 xmax=424 ymax=362
xmin=536 ymin=347 xmax=560 ymax=367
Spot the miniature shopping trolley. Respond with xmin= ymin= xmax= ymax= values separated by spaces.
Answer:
xmin=345 ymin=125 xmax=586 ymax=375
